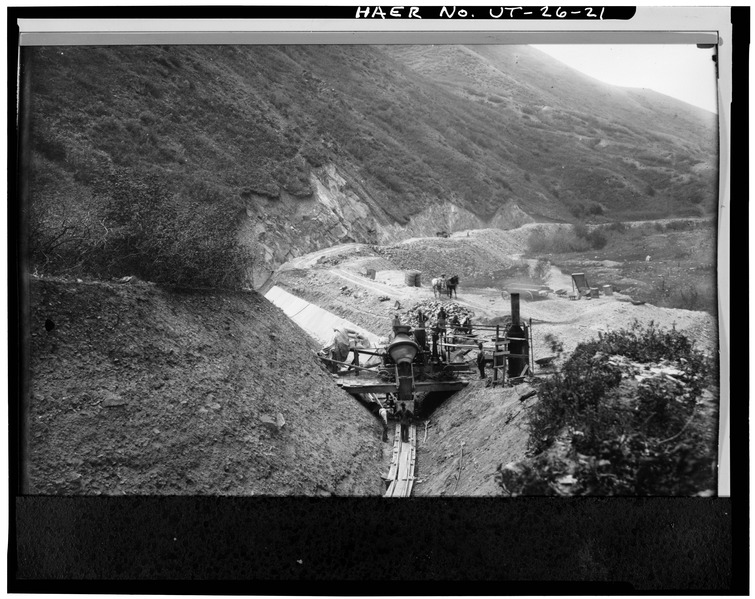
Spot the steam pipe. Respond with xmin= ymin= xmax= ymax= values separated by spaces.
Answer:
xmin=511 ymin=292 xmax=520 ymax=325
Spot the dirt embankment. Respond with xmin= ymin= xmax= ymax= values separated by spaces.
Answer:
xmin=414 ymin=381 xmax=534 ymax=496
xmin=27 ymin=277 xmax=384 ymax=496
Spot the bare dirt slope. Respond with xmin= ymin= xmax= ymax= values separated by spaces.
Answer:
xmin=414 ymin=381 xmax=534 ymax=496
xmin=27 ymin=276 xmax=384 ymax=495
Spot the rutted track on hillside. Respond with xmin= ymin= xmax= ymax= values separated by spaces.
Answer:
xmin=278 ymin=243 xmax=369 ymax=271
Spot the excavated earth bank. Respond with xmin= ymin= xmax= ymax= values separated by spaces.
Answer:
xmin=26 ymin=277 xmax=384 ymax=496
xmin=413 ymin=380 xmax=535 ymax=496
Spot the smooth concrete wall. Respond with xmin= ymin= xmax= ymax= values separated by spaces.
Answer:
xmin=265 ymin=286 xmax=381 ymax=348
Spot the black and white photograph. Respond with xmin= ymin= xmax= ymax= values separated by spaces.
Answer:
xmin=19 ymin=35 xmax=725 ymax=500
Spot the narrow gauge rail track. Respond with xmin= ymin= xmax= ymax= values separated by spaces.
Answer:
xmin=384 ymin=423 xmax=417 ymax=497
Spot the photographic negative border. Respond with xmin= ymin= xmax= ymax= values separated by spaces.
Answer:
xmin=7 ymin=3 xmax=746 ymax=592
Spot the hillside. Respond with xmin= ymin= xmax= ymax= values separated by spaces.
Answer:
xmin=26 ymin=276 xmax=384 ymax=495
xmin=25 ymin=44 xmax=717 ymax=287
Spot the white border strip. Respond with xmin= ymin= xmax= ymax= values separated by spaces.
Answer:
xmin=19 ymin=30 xmax=720 ymax=46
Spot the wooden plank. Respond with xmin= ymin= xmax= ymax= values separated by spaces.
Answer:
xmin=386 ymin=423 xmax=401 ymax=483
xmin=392 ymin=429 xmax=410 ymax=497
xmin=399 ymin=447 xmax=412 ymax=495
xmin=384 ymin=479 xmax=397 ymax=498
xmin=384 ymin=424 xmax=418 ymax=498
xmin=407 ymin=425 xmax=417 ymax=496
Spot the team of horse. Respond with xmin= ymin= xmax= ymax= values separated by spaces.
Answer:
xmin=431 ymin=275 xmax=459 ymax=299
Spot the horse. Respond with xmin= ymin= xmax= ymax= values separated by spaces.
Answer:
xmin=446 ymin=275 xmax=459 ymax=298
xmin=431 ymin=277 xmax=446 ymax=298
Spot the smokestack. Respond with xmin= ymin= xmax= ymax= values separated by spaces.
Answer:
xmin=510 ymin=292 xmax=520 ymax=326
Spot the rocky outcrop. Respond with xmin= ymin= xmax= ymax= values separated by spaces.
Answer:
xmin=240 ymin=164 xmax=536 ymax=289
xmin=378 ymin=200 xmax=535 ymax=244
xmin=239 ymin=164 xmax=382 ymax=288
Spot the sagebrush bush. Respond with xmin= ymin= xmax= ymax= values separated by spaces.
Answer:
xmin=604 ymin=221 xmax=628 ymax=234
xmin=29 ymin=162 xmax=253 ymax=288
xmin=92 ymin=168 xmax=253 ymax=288
xmin=508 ymin=321 xmax=718 ymax=495
xmin=527 ymin=223 xmax=607 ymax=254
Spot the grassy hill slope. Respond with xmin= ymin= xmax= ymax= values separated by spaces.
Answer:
xmin=25 ymin=44 xmax=718 ymax=284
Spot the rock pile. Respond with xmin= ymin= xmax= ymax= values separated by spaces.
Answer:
xmin=402 ymin=300 xmax=475 ymax=326
xmin=606 ymin=355 xmax=689 ymax=384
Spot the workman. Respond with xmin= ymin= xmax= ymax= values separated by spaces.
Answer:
xmin=436 ymin=310 xmax=447 ymax=335
xmin=431 ymin=326 xmax=440 ymax=358
xmin=391 ymin=313 xmax=403 ymax=339
xmin=377 ymin=401 xmax=389 ymax=442
xmin=397 ymin=402 xmax=413 ymax=443
xmin=462 ymin=315 xmax=472 ymax=336
xmin=414 ymin=310 xmax=428 ymax=350
xmin=385 ymin=394 xmax=397 ymax=414
xmin=477 ymin=342 xmax=487 ymax=379
xmin=449 ymin=314 xmax=460 ymax=344
xmin=320 ymin=328 xmax=350 ymax=373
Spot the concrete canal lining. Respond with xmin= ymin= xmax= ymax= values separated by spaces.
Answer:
xmin=264 ymin=285 xmax=381 ymax=347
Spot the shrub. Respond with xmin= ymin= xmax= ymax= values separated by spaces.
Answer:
xmin=573 ymin=222 xmax=589 ymax=239
xmin=570 ymin=204 xmax=586 ymax=219
xmin=90 ymin=168 xmax=253 ymax=288
xmin=526 ymin=347 xmax=624 ymax=453
xmin=27 ymin=159 xmax=107 ymax=275
xmin=527 ymin=228 xmax=591 ymax=254
xmin=586 ymin=229 xmax=607 ymax=249
xmin=605 ymin=221 xmax=628 ymax=234
xmin=506 ymin=321 xmax=718 ymax=495
xmin=573 ymin=223 xmax=607 ymax=250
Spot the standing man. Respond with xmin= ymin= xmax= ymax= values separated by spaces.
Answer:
xmin=449 ymin=314 xmax=460 ymax=344
xmin=436 ymin=308 xmax=447 ymax=336
xmin=389 ymin=313 xmax=402 ymax=342
xmin=377 ymin=400 xmax=389 ymax=442
xmin=431 ymin=325 xmax=440 ymax=359
xmin=397 ymin=402 xmax=413 ymax=443
xmin=414 ymin=310 xmax=428 ymax=350
xmin=477 ymin=342 xmax=487 ymax=379
xmin=385 ymin=393 xmax=397 ymax=414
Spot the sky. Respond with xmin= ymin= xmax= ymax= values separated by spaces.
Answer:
xmin=531 ymin=44 xmax=719 ymax=114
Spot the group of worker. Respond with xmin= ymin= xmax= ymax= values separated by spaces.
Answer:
xmin=375 ymin=395 xmax=413 ymax=443
xmin=391 ymin=309 xmax=474 ymax=359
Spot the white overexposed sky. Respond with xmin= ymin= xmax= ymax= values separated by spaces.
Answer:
xmin=531 ymin=44 xmax=719 ymax=114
